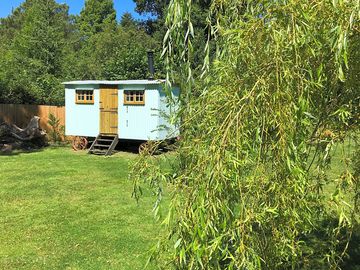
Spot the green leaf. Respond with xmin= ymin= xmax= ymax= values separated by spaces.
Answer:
xmin=174 ymin=238 xmax=182 ymax=249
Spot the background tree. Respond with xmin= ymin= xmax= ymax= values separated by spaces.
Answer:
xmin=0 ymin=0 xmax=71 ymax=105
xmin=0 ymin=0 xmax=162 ymax=105
xmin=0 ymin=1 xmax=31 ymax=103
xmin=134 ymin=0 xmax=211 ymax=81
xmin=120 ymin=12 xmax=137 ymax=28
xmin=77 ymin=0 xmax=116 ymax=37
xmin=134 ymin=0 xmax=168 ymax=17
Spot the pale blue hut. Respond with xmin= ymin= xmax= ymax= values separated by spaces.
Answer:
xmin=63 ymin=79 xmax=180 ymax=155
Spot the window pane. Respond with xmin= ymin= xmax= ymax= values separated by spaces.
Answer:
xmin=76 ymin=90 xmax=93 ymax=103
xmin=124 ymin=90 xmax=144 ymax=104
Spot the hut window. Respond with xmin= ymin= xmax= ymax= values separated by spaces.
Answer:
xmin=76 ymin=90 xmax=94 ymax=104
xmin=124 ymin=90 xmax=145 ymax=105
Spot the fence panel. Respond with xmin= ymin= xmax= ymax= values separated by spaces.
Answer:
xmin=0 ymin=104 xmax=65 ymax=132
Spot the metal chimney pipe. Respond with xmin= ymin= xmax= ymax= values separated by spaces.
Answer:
xmin=147 ymin=51 xmax=155 ymax=80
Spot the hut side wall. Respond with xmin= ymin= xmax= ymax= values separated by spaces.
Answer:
xmin=118 ymin=84 xmax=160 ymax=140
xmin=65 ymin=84 xmax=100 ymax=137
xmin=158 ymin=86 xmax=181 ymax=140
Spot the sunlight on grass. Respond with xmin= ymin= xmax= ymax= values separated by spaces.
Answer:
xmin=0 ymin=147 xmax=161 ymax=269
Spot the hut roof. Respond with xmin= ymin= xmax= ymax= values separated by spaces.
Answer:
xmin=62 ymin=80 xmax=166 ymax=86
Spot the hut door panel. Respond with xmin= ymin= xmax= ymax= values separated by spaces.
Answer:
xmin=100 ymin=87 xmax=118 ymax=134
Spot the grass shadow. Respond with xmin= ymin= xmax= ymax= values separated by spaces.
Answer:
xmin=0 ymin=147 xmax=46 ymax=156
xmin=299 ymin=216 xmax=360 ymax=269
xmin=341 ymin=224 xmax=360 ymax=270
xmin=0 ymin=139 xmax=48 ymax=156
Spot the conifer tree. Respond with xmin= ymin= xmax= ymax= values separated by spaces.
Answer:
xmin=78 ymin=0 xmax=116 ymax=37
xmin=120 ymin=12 xmax=137 ymax=29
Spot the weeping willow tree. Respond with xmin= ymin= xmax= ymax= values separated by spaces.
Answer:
xmin=132 ymin=0 xmax=360 ymax=269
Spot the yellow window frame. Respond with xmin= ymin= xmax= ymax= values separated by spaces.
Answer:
xmin=76 ymin=90 xmax=94 ymax=104
xmin=124 ymin=90 xmax=145 ymax=105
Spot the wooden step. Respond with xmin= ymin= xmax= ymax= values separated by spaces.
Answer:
xmin=92 ymin=150 xmax=107 ymax=155
xmin=88 ymin=134 xmax=119 ymax=156
xmin=97 ymin=139 xmax=113 ymax=142
xmin=99 ymin=134 xmax=116 ymax=138
xmin=94 ymin=144 xmax=110 ymax=148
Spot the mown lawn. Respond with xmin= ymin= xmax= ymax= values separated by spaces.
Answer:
xmin=0 ymin=140 xmax=357 ymax=269
xmin=0 ymin=147 xmax=160 ymax=270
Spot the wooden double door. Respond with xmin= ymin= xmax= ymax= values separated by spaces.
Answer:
xmin=99 ymin=85 xmax=118 ymax=134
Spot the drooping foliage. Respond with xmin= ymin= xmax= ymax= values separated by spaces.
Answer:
xmin=132 ymin=0 xmax=360 ymax=269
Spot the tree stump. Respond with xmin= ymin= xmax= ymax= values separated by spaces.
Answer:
xmin=0 ymin=116 xmax=47 ymax=153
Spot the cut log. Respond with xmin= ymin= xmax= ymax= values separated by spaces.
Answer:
xmin=1 ymin=116 xmax=47 ymax=153
xmin=0 ymin=116 xmax=46 ymax=142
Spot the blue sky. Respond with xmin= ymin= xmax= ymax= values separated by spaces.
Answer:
xmin=0 ymin=0 xmax=150 ymax=20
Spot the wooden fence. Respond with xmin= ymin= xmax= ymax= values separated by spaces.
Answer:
xmin=0 ymin=104 xmax=65 ymax=132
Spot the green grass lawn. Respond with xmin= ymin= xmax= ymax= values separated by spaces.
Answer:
xmin=0 ymin=140 xmax=357 ymax=269
xmin=0 ymin=147 xmax=161 ymax=270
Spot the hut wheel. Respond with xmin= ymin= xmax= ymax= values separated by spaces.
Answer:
xmin=72 ymin=136 xmax=88 ymax=151
xmin=139 ymin=141 xmax=157 ymax=155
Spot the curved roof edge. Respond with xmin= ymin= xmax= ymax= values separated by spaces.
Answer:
xmin=62 ymin=79 xmax=166 ymax=85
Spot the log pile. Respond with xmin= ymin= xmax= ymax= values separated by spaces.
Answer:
xmin=0 ymin=116 xmax=47 ymax=153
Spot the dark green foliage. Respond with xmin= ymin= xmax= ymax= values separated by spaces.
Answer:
xmin=102 ymin=29 xmax=164 ymax=80
xmin=73 ymin=26 xmax=163 ymax=80
xmin=0 ymin=0 xmax=72 ymax=105
xmin=134 ymin=0 xmax=211 ymax=76
xmin=134 ymin=0 xmax=210 ymax=17
xmin=78 ymin=0 xmax=116 ymax=37
xmin=0 ymin=0 xmax=163 ymax=106
xmin=120 ymin=12 xmax=137 ymax=28
xmin=134 ymin=0 xmax=169 ymax=16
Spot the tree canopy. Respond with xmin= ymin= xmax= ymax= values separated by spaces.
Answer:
xmin=0 ymin=0 xmax=70 ymax=104
xmin=0 ymin=0 xmax=164 ymax=105
xmin=78 ymin=0 xmax=116 ymax=37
